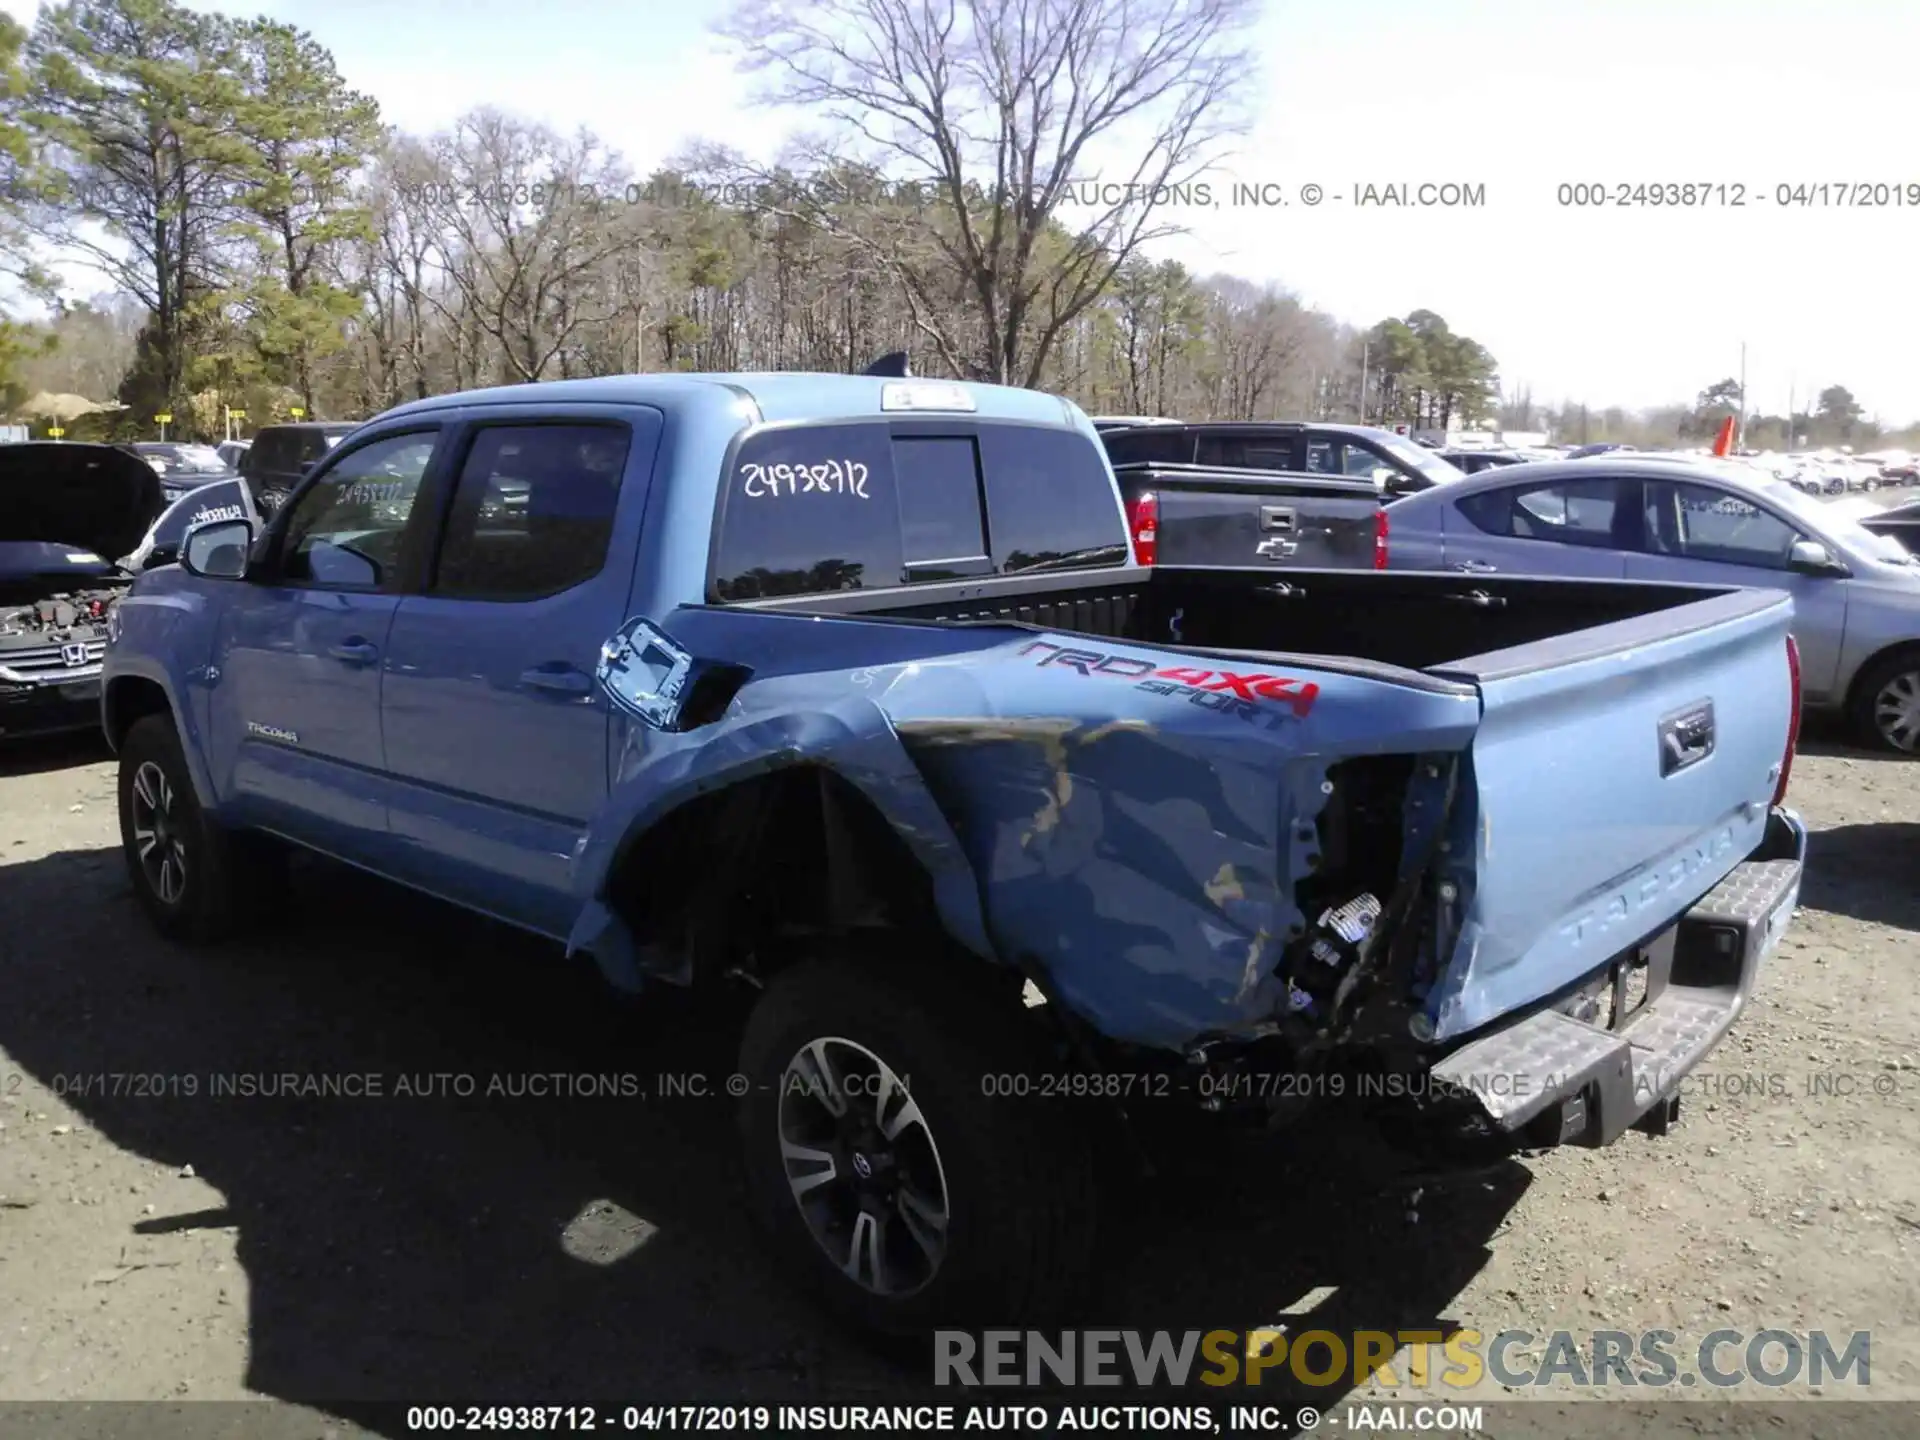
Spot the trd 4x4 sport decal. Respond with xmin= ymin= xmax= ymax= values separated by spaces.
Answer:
xmin=1017 ymin=640 xmax=1320 ymax=726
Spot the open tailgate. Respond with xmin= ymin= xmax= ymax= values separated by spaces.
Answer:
xmin=1422 ymin=586 xmax=1795 ymax=1042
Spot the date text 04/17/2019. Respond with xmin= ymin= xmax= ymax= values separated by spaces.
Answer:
xmin=1557 ymin=181 xmax=1920 ymax=207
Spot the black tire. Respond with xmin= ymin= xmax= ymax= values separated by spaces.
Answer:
xmin=737 ymin=953 xmax=1097 ymax=1339
xmin=1847 ymin=649 xmax=1920 ymax=755
xmin=117 ymin=714 xmax=287 ymax=942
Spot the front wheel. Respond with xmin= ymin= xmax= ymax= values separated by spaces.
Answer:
xmin=1849 ymin=651 xmax=1920 ymax=754
xmin=117 ymin=715 xmax=286 ymax=941
xmin=736 ymin=955 xmax=1096 ymax=1338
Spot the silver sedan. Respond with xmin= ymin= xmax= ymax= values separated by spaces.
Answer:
xmin=1384 ymin=455 xmax=1920 ymax=752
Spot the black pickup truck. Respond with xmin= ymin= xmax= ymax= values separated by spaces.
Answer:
xmin=1101 ymin=420 xmax=1463 ymax=570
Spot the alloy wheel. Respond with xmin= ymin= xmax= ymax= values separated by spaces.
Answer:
xmin=777 ymin=1035 xmax=951 ymax=1298
xmin=130 ymin=760 xmax=189 ymax=905
xmin=1872 ymin=670 xmax=1920 ymax=753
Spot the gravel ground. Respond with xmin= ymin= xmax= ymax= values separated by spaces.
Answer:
xmin=4 ymin=512 xmax=1919 ymax=1436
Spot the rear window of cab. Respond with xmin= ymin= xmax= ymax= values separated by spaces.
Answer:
xmin=710 ymin=420 xmax=1129 ymax=601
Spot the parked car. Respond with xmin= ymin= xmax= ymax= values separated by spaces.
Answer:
xmin=1384 ymin=455 xmax=1920 ymax=751
xmin=1436 ymin=447 xmax=1530 ymax=475
xmin=1564 ymin=442 xmax=1636 ymax=459
xmin=1858 ymin=496 xmax=1920 ymax=553
xmin=235 ymin=420 xmax=360 ymax=515
xmin=215 ymin=438 xmax=252 ymax=472
xmin=1 ymin=442 xmax=162 ymax=739
xmin=131 ymin=442 xmax=239 ymax=504
xmin=1100 ymin=441 xmax=1386 ymax=571
xmin=102 ymin=372 xmax=1806 ymax=1335
xmin=1100 ymin=420 xmax=1467 ymax=497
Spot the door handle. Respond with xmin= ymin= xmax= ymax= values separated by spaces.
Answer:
xmin=1452 ymin=559 xmax=1498 ymax=573
xmin=328 ymin=640 xmax=379 ymax=665
xmin=519 ymin=665 xmax=593 ymax=697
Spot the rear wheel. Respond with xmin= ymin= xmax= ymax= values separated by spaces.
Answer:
xmin=118 ymin=715 xmax=286 ymax=941
xmin=737 ymin=953 xmax=1096 ymax=1338
xmin=1849 ymin=650 xmax=1920 ymax=754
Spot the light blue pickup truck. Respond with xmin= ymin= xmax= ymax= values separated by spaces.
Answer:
xmin=99 ymin=372 xmax=1808 ymax=1336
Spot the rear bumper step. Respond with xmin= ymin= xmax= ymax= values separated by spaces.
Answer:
xmin=1429 ymin=807 xmax=1808 ymax=1148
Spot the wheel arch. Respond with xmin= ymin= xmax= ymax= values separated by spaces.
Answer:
xmin=570 ymin=760 xmax=1002 ymax=996
xmin=1844 ymin=638 xmax=1920 ymax=714
xmin=103 ymin=670 xmax=218 ymax=810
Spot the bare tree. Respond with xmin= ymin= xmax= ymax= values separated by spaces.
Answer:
xmin=717 ymin=0 xmax=1257 ymax=386
xmin=417 ymin=110 xmax=633 ymax=384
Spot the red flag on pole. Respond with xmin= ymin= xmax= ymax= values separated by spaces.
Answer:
xmin=1712 ymin=414 xmax=1737 ymax=457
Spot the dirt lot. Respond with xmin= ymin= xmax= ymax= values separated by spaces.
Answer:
xmin=3 ymin=658 xmax=1919 ymax=1435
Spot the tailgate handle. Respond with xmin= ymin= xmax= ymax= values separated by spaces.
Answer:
xmin=1659 ymin=701 xmax=1716 ymax=776
xmin=1260 ymin=505 xmax=1296 ymax=533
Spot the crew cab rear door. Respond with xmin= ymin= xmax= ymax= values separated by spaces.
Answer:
xmin=377 ymin=407 xmax=663 ymax=937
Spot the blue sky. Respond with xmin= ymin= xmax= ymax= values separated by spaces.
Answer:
xmin=8 ymin=0 xmax=1917 ymax=422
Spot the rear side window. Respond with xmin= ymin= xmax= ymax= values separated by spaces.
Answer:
xmin=433 ymin=424 xmax=631 ymax=600
xmin=1196 ymin=433 xmax=1298 ymax=470
xmin=1103 ymin=429 xmax=1192 ymax=466
xmin=1456 ymin=477 xmax=1628 ymax=548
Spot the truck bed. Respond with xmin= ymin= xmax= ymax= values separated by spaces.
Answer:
xmin=732 ymin=563 xmax=1797 ymax=1052
xmin=751 ymin=562 xmax=1740 ymax=676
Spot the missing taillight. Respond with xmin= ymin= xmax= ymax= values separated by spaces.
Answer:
xmin=1128 ymin=491 xmax=1159 ymax=566
xmin=1774 ymin=633 xmax=1801 ymax=807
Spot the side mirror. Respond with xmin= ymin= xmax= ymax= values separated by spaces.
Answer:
xmin=181 ymin=518 xmax=255 ymax=579
xmin=1377 ymin=468 xmax=1421 ymax=497
xmin=1788 ymin=538 xmax=1845 ymax=576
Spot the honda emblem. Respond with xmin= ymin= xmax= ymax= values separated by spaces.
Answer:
xmin=61 ymin=643 xmax=89 ymax=668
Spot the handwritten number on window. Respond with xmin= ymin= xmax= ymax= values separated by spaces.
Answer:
xmin=740 ymin=460 xmax=870 ymax=500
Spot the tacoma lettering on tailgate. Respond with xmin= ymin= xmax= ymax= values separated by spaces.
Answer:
xmin=1556 ymin=823 xmax=1738 ymax=946
xmin=1017 ymin=639 xmax=1320 ymax=724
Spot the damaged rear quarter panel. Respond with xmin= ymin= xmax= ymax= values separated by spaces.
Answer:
xmin=576 ymin=607 xmax=1480 ymax=1053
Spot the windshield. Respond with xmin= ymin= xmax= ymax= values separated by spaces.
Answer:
xmin=1761 ymin=479 xmax=1914 ymax=564
xmin=1376 ymin=435 xmax=1465 ymax=484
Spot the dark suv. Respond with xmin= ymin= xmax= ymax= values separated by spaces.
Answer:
xmin=1099 ymin=421 xmax=1466 ymax=497
xmin=237 ymin=421 xmax=361 ymax=514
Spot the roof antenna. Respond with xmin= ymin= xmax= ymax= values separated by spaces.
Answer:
xmin=862 ymin=350 xmax=910 ymax=378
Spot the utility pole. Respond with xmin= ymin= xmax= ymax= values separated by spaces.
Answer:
xmin=1737 ymin=340 xmax=1747 ymax=450
xmin=1358 ymin=339 xmax=1369 ymax=423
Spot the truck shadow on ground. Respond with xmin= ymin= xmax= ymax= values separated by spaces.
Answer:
xmin=0 ymin=845 xmax=1529 ymax=1434
xmin=1785 ymin=720 xmax=1920 ymax=932
xmin=1795 ymin=821 xmax=1920 ymax=933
